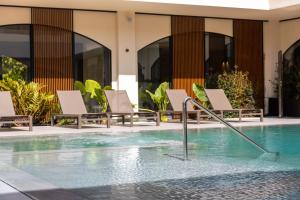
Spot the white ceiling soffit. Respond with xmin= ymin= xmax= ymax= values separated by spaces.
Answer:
xmin=130 ymin=0 xmax=270 ymax=10
xmin=130 ymin=0 xmax=300 ymax=10
xmin=269 ymin=0 xmax=300 ymax=9
xmin=0 ymin=0 xmax=300 ymax=20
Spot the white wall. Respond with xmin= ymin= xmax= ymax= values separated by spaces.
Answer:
xmin=205 ymin=18 xmax=233 ymax=36
xmin=0 ymin=7 xmax=30 ymax=25
xmin=280 ymin=18 xmax=300 ymax=53
xmin=73 ymin=11 xmax=118 ymax=88
xmin=263 ymin=20 xmax=280 ymax=113
xmin=135 ymin=14 xmax=171 ymax=50
xmin=117 ymin=11 xmax=138 ymax=106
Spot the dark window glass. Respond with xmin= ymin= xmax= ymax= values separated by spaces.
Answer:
xmin=74 ymin=33 xmax=111 ymax=86
xmin=0 ymin=24 xmax=31 ymax=80
xmin=204 ymin=33 xmax=234 ymax=88
xmin=138 ymin=37 xmax=172 ymax=110
xmin=283 ymin=40 xmax=300 ymax=116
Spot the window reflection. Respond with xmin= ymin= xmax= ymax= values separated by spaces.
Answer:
xmin=283 ymin=40 xmax=300 ymax=116
xmin=138 ymin=37 xmax=172 ymax=110
xmin=74 ymin=34 xmax=111 ymax=86
xmin=0 ymin=25 xmax=31 ymax=80
xmin=204 ymin=33 xmax=234 ymax=88
xmin=283 ymin=40 xmax=300 ymax=98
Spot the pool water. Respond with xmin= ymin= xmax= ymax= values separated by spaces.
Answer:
xmin=0 ymin=125 xmax=300 ymax=196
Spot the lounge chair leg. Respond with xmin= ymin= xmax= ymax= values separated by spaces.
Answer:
xmin=260 ymin=109 xmax=264 ymax=122
xmin=51 ymin=116 xmax=55 ymax=126
xmin=196 ymin=111 xmax=200 ymax=124
xmin=219 ymin=111 xmax=224 ymax=124
xmin=239 ymin=110 xmax=242 ymax=122
xmin=122 ymin=116 xmax=125 ymax=125
xmin=107 ymin=114 xmax=111 ymax=128
xmin=130 ymin=114 xmax=133 ymax=127
xmin=29 ymin=116 xmax=33 ymax=131
xmin=156 ymin=112 xmax=160 ymax=126
xmin=77 ymin=115 xmax=82 ymax=129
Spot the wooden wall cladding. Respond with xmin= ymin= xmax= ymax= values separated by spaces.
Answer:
xmin=32 ymin=8 xmax=73 ymax=92
xmin=171 ymin=16 xmax=205 ymax=97
xmin=233 ymin=19 xmax=264 ymax=108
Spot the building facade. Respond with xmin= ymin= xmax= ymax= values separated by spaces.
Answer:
xmin=0 ymin=1 xmax=300 ymax=115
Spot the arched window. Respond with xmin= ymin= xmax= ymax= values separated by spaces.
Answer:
xmin=73 ymin=33 xmax=111 ymax=86
xmin=283 ymin=39 xmax=300 ymax=116
xmin=138 ymin=37 xmax=172 ymax=109
xmin=204 ymin=32 xmax=234 ymax=88
xmin=0 ymin=24 xmax=31 ymax=80
xmin=0 ymin=24 xmax=112 ymax=86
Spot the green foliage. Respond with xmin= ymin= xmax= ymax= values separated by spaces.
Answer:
xmin=0 ymin=77 xmax=56 ymax=124
xmin=146 ymin=82 xmax=169 ymax=111
xmin=138 ymin=83 xmax=154 ymax=109
xmin=192 ymin=82 xmax=208 ymax=108
xmin=0 ymin=56 xmax=56 ymax=124
xmin=1 ymin=56 xmax=27 ymax=81
xmin=217 ymin=69 xmax=255 ymax=109
xmin=74 ymin=80 xmax=112 ymax=112
xmin=146 ymin=82 xmax=169 ymax=122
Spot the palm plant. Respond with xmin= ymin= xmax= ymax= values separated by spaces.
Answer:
xmin=145 ymin=82 xmax=169 ymax=111
xmin=74 ymin=80 xmax=112 ymax=112
xmin=146 ymin=82 xmax=169 ymax=121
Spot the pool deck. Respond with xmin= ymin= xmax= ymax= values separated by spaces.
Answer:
xmin=0 ymin=117 xmax=300 ymax=138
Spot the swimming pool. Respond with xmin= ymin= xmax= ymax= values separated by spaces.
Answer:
xmin=1 ymin=125 xmax=300 ymax=199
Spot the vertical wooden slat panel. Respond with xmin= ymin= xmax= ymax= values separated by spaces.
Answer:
xmin=171 ymin=16 xmax=205 ymax=97
xmin=233 ymin=19 xmax=264 ymax=108
xmin=32 ymin=8 xmax=73 ymax=92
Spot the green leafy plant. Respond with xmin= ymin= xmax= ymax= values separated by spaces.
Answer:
xmin=0 ymin=56 xmax=56 ymax=124
xmin=1 ymin=56 xmax=27 ymax=81
xmin=74 ymin=80 xmax=112 ymax=112
xmin=139 ymin=83 xmax=154 ymax=109
xmin=217 ymin=68 xmax=255 ymax=109
xmin=192 ymin=82 xmax=208 ymax=108
xmin=146 ymin=82 xmax=169 ymax=121
xmin=0 ymin=78 xmax=56 ymax=124
xmin=146 ymin=82 xmax=169 ymax=111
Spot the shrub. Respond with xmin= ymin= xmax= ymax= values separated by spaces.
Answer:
xmin=0 ymin=57 xmax=56 ymax=124
xmin=217 ymin=69 xmax=255 ymax=109
xmin=74 ymin=80 xmax=112 ymax=112
xmin=0 ymin=78 xmax=56 ymax=124
xmin=1 ymin=56 xmax=27 ymax=81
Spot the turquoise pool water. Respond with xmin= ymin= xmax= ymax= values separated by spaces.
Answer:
xmin=0 ymin=125 xmax=300 ymax=190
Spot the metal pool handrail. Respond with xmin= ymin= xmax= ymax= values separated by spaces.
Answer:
xmin=183 ymin=97 xmax=275 ymax=160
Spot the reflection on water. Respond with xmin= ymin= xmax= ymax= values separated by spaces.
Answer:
xmin=0 ymin=125 xmax=300 ymax=188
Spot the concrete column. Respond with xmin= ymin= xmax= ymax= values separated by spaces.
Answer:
xmin=117 ymin=11 xmax=138 ymax=106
